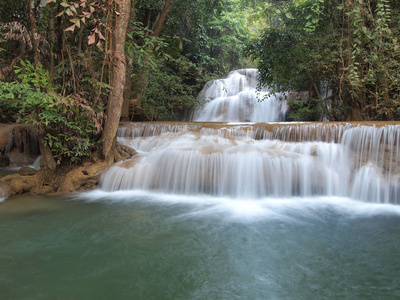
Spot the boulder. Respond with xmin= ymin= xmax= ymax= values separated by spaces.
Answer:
xmin=2 ymin=173 xmax=40 ymax=194
xmin=55 ymin=161 xmax=108 ymax=192
xmin=114 ymin=143 xmax=138 ymax=162
xmin=19 ymin=167 xmax=37 ymax=176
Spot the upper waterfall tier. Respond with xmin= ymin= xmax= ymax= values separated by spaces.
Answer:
xmin=102 ymin=122 xmax=400 ymax=204
xmin=192 ymin=69 xmax=287 ymax=122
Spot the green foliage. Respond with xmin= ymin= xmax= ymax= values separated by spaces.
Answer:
xmin=245 ymin=0 xmax=400 ymax=121
xmin=169 ymin=0 xmax=253 ymax=75
xmin=14 ymin=60 xmax=53 ymax=91
xmin=287 ymin=99 xmax=323 ymax=121
xmin=142 ymin=56 xmax=206 ymax=121
xmin=0 ymin=81 xmax=28 ymax=122
xmin=0 ymin=60 xmax=100 ymax=163
xmin=2 ymin=0 xmax=262 ymax=127
xmin=126 ymin=21 xmax=169 ymax=72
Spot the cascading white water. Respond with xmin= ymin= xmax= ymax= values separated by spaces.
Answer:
xmin=192 ymin=69 xmax=287 ymax=122
xmin=101 ymin=122 xmax=400 ymax=204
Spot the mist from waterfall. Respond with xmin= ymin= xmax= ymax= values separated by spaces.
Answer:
xmin=192 ymin=69 xmax=287 ymax=122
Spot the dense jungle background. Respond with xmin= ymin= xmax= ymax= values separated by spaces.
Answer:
xmin=0 ymin=0 xmax=399 ymax=166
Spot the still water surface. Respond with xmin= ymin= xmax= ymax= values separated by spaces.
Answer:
xmin=1 ymin=191 xmax=400 ymax=299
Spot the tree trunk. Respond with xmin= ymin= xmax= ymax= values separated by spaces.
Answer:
xmin=121 ymin=1 xmax=137 ymax=120
xmin=49 ymin=13 xmax=56 ymax=82
xmin=28 ymin=0 xmax=40 ymax=68
xmin=152 ymin=0 xmax=172 ymax=37
xmin=38 ymin=130 xmax=56 ymax=170
xmin=101 ymin=0 xmax=131 ymax=160
xmin=121 ymin=67 xmax=132 ymax=120
xmin=348 ymin=106 xmax=362 ymax=121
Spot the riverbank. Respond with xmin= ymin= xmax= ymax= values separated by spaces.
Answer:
xmin=0 ymin=160 xmax=108 ymax=200
xmin=0 ymin=123 xmax=138 ymax=200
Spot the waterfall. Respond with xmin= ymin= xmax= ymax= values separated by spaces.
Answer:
xmin=1 ymin=124 xmax=40 ymax=167
xmin=192 ymin=69 xmax=287 ymax=122
xmin=101 ymin=122 xmax=400 ymax=204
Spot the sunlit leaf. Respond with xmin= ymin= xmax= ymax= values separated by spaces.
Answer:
xmin=66 ymin=8 xmax=73 ymax=16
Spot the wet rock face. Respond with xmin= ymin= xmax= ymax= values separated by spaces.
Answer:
xmin=0 ymin=124 xmax=39 ymax=166
xmin=0 ymin=153 xmax=10 ymax=167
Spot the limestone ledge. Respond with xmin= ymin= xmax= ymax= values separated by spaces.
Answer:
xmin=0 ymin=160 xmax=109 ymax=197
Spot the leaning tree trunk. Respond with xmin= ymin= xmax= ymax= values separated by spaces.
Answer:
xmin=101 ymin=0 xmax=131 ymax=160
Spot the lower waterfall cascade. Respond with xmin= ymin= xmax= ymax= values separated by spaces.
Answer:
xmin=101 ymin=122 xmax=400 ymax=204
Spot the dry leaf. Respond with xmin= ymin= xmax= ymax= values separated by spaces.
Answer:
xmin=88 ymin=33 xmax=96 ymax=45
xmin=97 ymin=31 xmax=105 ymax=40
xmin=65 ymin=24 xmax=76 ymax=32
